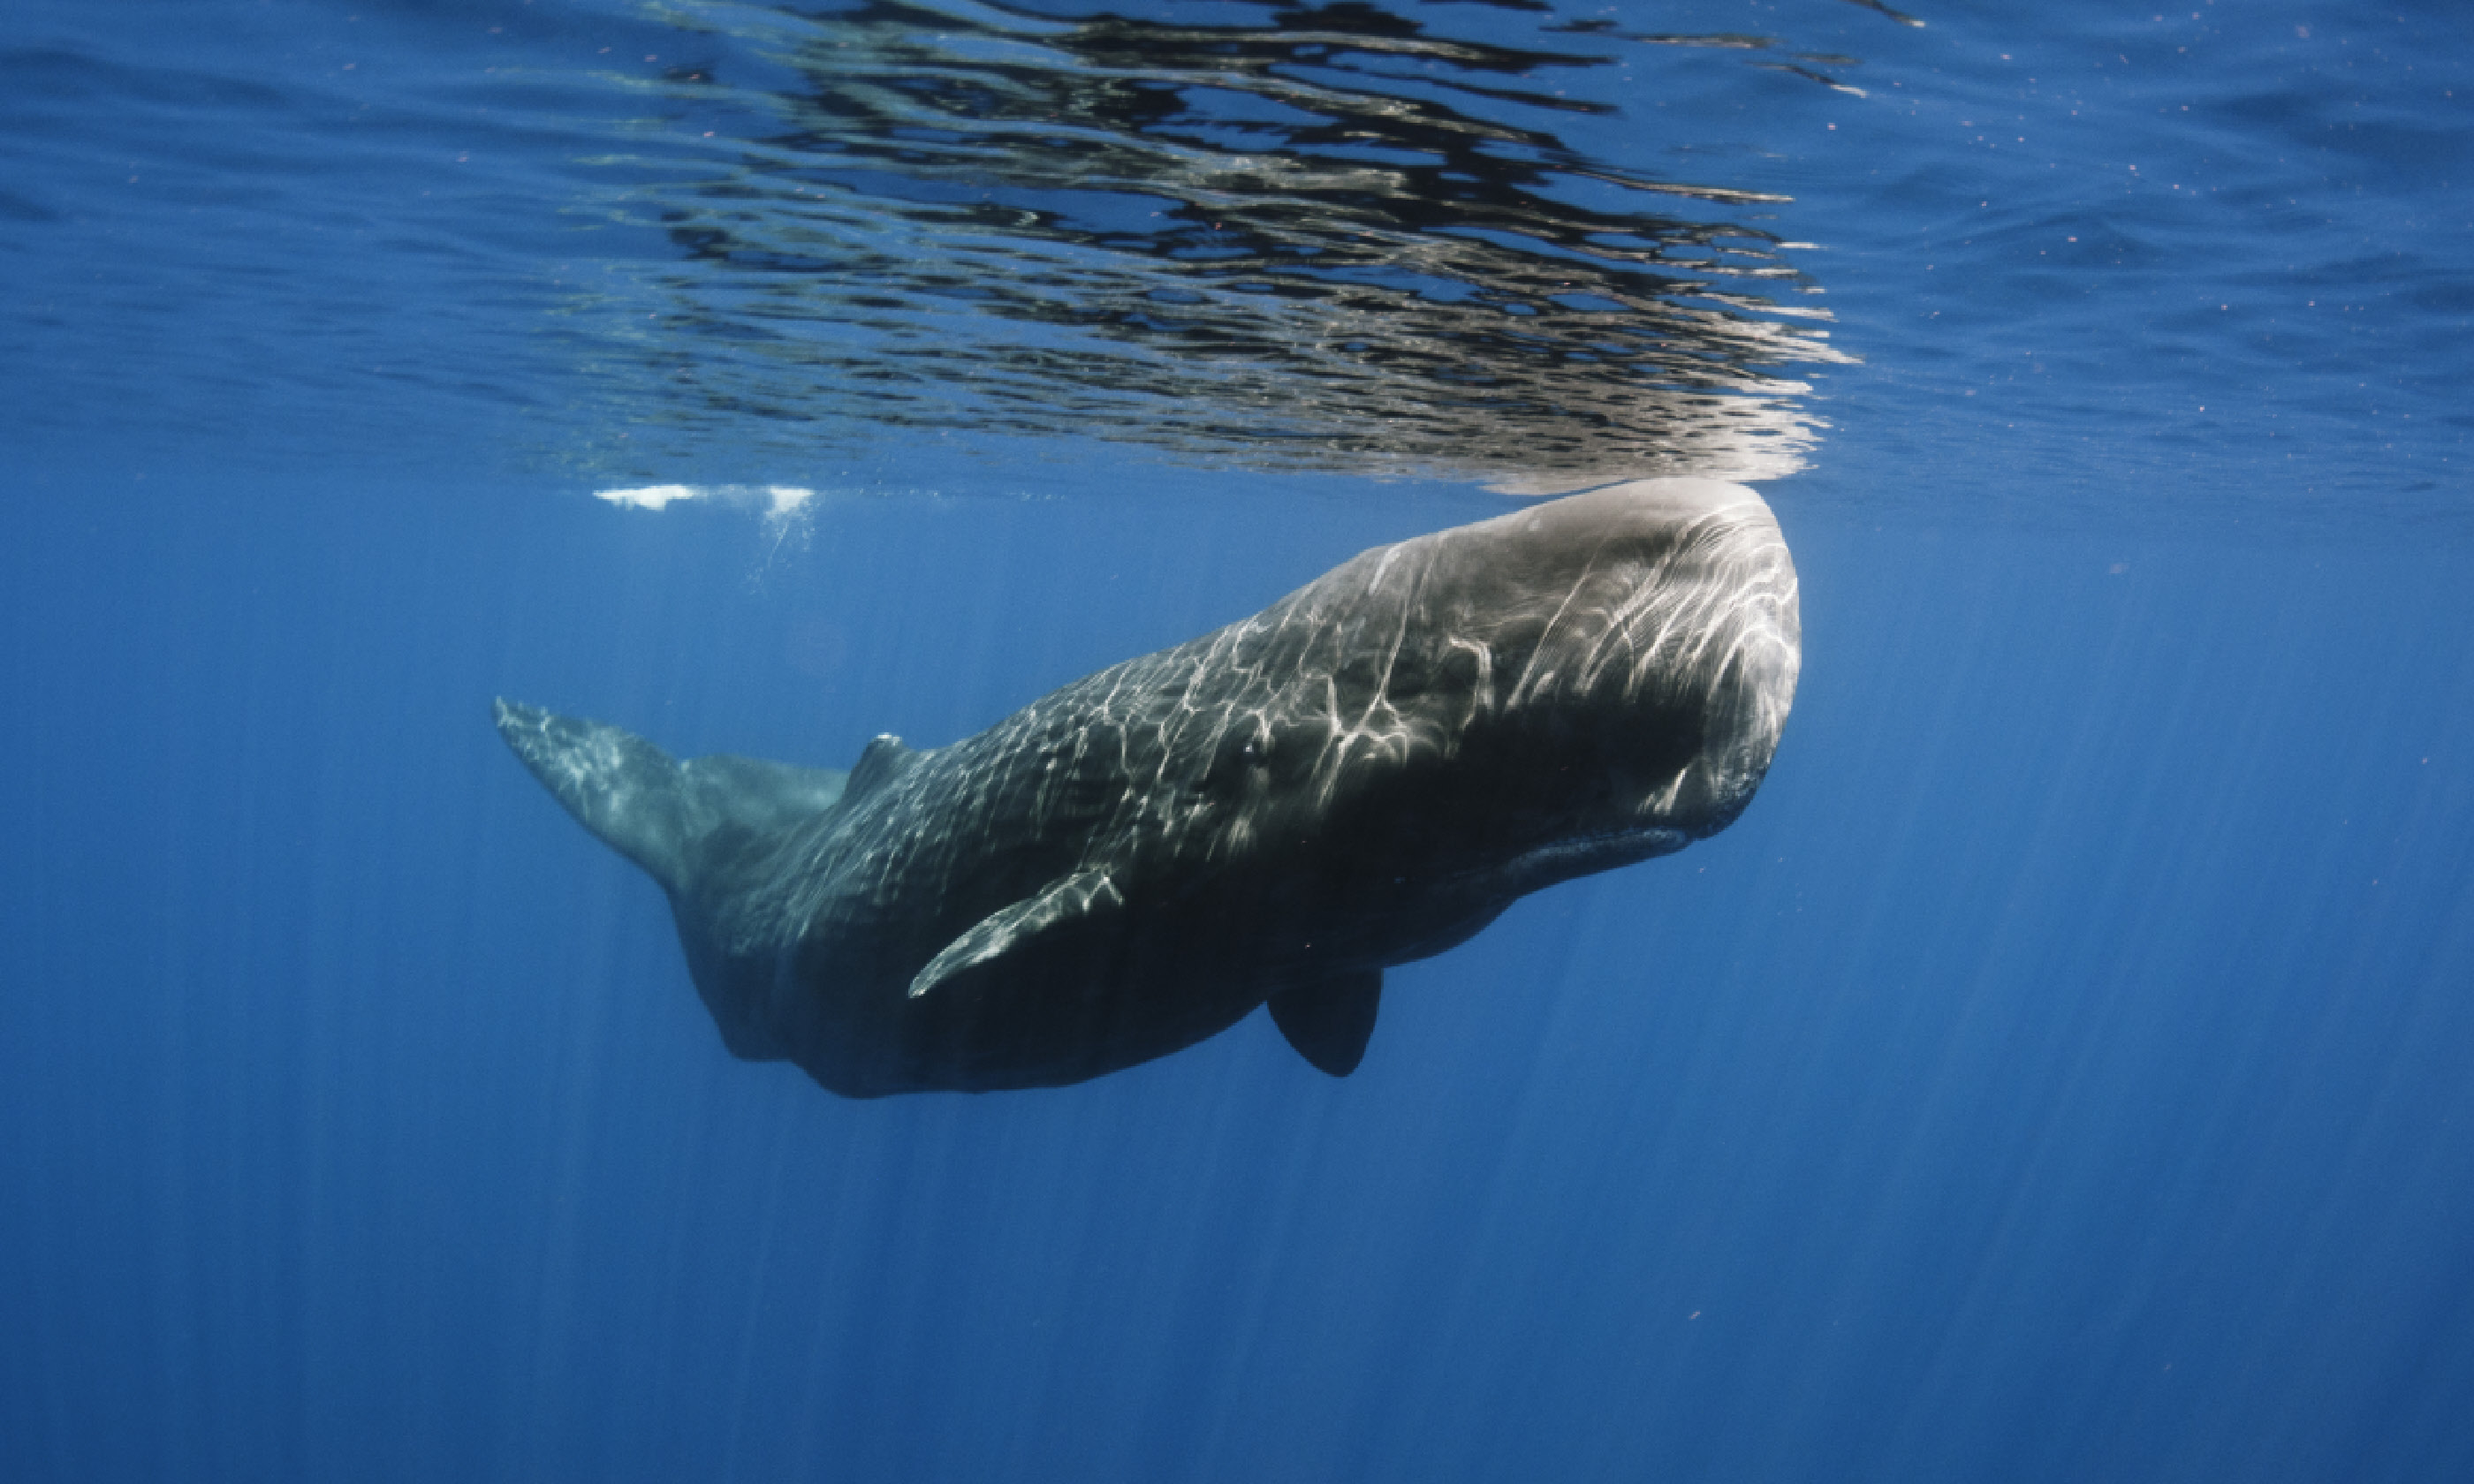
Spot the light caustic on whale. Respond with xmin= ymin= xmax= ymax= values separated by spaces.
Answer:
xmin=497 ymin=478 xmax=1801 ymax=1096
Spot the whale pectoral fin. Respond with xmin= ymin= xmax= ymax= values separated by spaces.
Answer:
xmin=907 ymin=870 xmax=1125 ymax=1000
xmin=1266 ymin=970 xmax=1383 ymax=1077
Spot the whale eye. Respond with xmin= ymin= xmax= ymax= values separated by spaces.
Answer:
xmin=1199 ymin=727 xmax=1271 ymax=799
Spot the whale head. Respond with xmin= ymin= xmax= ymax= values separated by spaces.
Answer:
xmin=1434 ymin=476 xmax=1801 ymax=843
xmin=1185 ymin=477 xmax=1801 ymax=912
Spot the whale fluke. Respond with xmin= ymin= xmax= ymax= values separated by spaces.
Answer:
xmin=493 ymin=698 xmax=848 ymax=897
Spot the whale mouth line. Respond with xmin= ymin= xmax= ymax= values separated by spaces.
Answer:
xmin=1480 ymin=825 xmax=1694 ymax=895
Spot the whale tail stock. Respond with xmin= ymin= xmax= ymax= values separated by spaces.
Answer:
xmin=491 ymin=699 xmax=849 ymax=897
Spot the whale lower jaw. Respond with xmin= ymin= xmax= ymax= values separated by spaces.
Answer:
xmin=1488 ymin=825 xmax=1692 ymax=897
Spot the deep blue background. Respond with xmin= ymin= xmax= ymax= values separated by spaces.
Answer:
xmin=4 ymin=2 xmax=2471 ymax=1481
xmin=5 ymin=480 xmax=2469 ymax=1482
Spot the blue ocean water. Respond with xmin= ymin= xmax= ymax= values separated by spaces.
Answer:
xmin=3 ymin=2 xmax=2470 ymax=1481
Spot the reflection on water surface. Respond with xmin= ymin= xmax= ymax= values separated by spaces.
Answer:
xmin=595 ymin=0 xmax=1873 ymax=489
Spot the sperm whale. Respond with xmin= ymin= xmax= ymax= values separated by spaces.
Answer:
xmin=497 ymin=477 xmax=1799 ymax=1095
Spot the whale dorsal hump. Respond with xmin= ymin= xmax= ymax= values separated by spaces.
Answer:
xmin=845 ymin=733 xmax=916 ymax=804
xmin=1266 ymin=970 xmax=1383 ymax=1077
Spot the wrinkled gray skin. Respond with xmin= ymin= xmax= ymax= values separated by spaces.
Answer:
xmin=497 ymin=478 xmax=1800 ymax=1096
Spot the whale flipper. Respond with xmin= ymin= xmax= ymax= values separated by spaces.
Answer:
xmin=1267 ymin=970 xmax=1383 ymax=1077
xmin=907 ymin=869 xmax=1127 ymax=999
xmin=492 ymin=699 xmax=846 ymax=894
